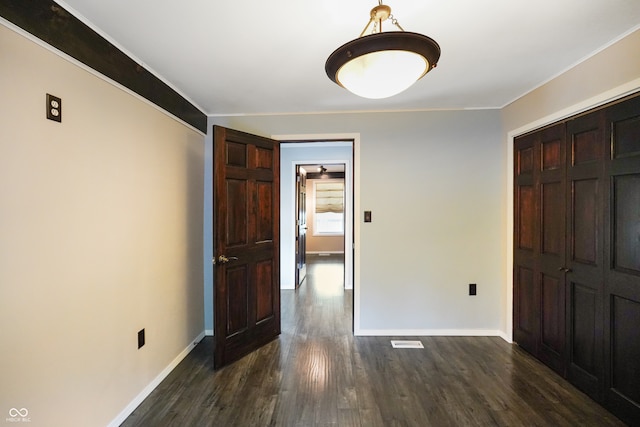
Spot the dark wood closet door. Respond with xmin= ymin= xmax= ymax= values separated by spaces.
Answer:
xmin=537 ymin=124 xmax=567 ymax=374
xmin=513 ymin=133 xmax=537 ymax=354
xmin=513 ymin=124 xmax=567 ymax=375
xmin=603 ymin=95 xmax=640 ymax=425
xmin=514 ymin=93 xmax=640 ymax=425
xmin=565 ymin=110 xmax=606 ymax=401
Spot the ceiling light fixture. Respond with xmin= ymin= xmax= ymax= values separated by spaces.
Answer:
xmin=325 ymin=0 xmax=441 ymax=99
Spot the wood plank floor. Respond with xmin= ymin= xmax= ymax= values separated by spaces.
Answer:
xmin=121 ymin=255 xmax=626 ymax=426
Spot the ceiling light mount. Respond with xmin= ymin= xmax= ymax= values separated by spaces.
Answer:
xmin=325 ymin=1 xmax=440 ymax=99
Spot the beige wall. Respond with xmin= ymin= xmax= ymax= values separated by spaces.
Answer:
xmin=500 ymin=28 xmax=640 ymax=338
xmin=0 ymin=24 xmax=205 ymax=427
xmin=305 ymin=178 xmax=345 ymax=254
xmin=503 ymin=28 xmax=640 ymax=132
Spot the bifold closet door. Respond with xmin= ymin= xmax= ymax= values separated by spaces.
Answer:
xmin=514 ymin=93 xmax=640 ymax=425
xmin=536 ymin=124 xmax=567 ymax=374
xmin=514 ymin=133 xmax=538 ymax=356
xmin=565 ymin=110 xmax=606 ymax=402
xmin=603 ymin=95 xmax=640 ymax=425
xmin=513 ymin=124 xmax=567 ymax=376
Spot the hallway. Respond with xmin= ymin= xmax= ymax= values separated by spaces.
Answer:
xmin=121 ymin=255 xmax=623 ymax=426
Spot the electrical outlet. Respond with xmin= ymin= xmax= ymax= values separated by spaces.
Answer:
xmin=469 ymin=283 xmax=477 ymax=296
xmin=46 ymin=94 xmax=61 ymax=122
xmin=138 ymin=329 xmax=145 ymax=349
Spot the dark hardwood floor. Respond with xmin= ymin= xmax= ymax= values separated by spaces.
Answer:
xmin=121 ymin=254 xmax=625 ymax=426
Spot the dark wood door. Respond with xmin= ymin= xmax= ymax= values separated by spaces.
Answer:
xmin=513 ymin=123 xmax=567 ymax=375
xmin=295 ymin=165 xmax=307 ymax=287
xmin=537 ymin=124 xmax=567 ymax=374
xmin=603 ymin=95 xmax=640 ymax=425
xmin=514 ymin=93 xmax=640 ymax=425
xmin=565 ymin=110 xmax=606 ymax=400
xmin=213 ymin=125 xmax=280 ymax=369
xmin=513 ymin=132 xmax=538 ymax=355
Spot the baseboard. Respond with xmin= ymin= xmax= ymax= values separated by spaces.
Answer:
xmin=354 ymin=328 xmax=504 ymax=337
xmin=205 ymin=329 xmax=214 ymax=336
xmin=498 ymin=330 xmax=512 ymax=343
xmin=107 ymin=329 xmax=206 ymax=427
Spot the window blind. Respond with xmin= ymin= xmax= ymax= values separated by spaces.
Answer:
xmin=315 ymin=181 xmax=344 ymax=214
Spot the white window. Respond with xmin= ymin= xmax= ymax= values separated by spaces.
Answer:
xmin=314 ymin=180 xmax=344 ymax=235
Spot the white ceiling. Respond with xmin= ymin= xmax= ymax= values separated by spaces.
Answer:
xmin=57 ymin=0 xmax=640 ymax=117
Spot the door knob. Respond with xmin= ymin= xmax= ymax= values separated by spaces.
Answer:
xmin=557 ymin=267 xmax=572 ymax=273
xmin=213 ymin=255 xmax=238 ymax=265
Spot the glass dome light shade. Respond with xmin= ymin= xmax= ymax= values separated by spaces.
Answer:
xmin=326 ymin=32 xmax=440 ymax=99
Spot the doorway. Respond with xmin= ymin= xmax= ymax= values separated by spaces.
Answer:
xmin=296 ymin=164 xmax=346 ymax=288
xmin=278 ymin=140 xmax=355 ymax=293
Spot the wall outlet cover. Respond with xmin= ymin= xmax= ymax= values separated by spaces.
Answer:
xmin=46 ymin=93 xmax=61 ymax=122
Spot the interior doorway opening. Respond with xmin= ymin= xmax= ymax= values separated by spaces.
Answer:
xmin=295 ymin=163 xmax=346 ymax=289
xmin=278 ymin=141 xmax=354 ymax=292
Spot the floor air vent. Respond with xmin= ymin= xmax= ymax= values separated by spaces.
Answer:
xmin=391 ymin=340 xmax=424 ymax=349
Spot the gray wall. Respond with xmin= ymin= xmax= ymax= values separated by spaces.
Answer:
xmin=208 ymin=109 xmax=504 ymax=335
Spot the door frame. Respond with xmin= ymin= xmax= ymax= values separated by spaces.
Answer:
xmin=291 ymin=159 xmax=351 ymax=288
xmin=274 ymin=133 xmax=361 ymax=333
xmin=505 ymin=84 xmax=640 ymax=343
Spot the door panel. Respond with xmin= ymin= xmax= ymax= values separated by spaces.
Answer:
xmin=611 ymin=296 xmax=640 ymax=400
xmin=540 ymin=274 xmax=563 ymax=354
xmin=571 ymin=179 xmax=598 ymax=265
xmin=256 ymin=259 xmax=275 ymax=322
xmin=604 ymin=95 xmax=640 ymax=424
xmin=612 ymin=174 xmax=640 ymax=273
xmin=226 ymin=265 xmax=249 ymax=336
xmin=541 ymin=182 xmax=562 ymax=255
xmin=518 ymin=186 xmax=535 ymax=250
xmin=566 ymin=111 xmax=606 ymax=401
xmin=516 ymin=267 xmax=536 ymax=334
xmin=513 ymin=135 xmax=537 ymax=355
xmin=570 ymin=282 xmax=597 ymax=375
xmin=256 ymin=180 xmax=274 ymax=242
xmin=537 ymin=125 xmax=567 ymax=373
xmin=213 ymin=125 xmax=280 ymax=369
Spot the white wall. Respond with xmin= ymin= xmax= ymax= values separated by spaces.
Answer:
xmin=209 ymin=109 xmax=504 ymax=335
xmin=0 ymin=23 xmax=205 ymax=427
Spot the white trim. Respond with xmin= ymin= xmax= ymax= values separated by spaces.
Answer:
xmin=107 ymin=330 xmax=206 ymax=427
xmin=355 ymin=329 xmax=504 ymax=337
xmin=0 ymin=18 xmax=205 ymax=136
xmin=504 ymin=81 xmax=640 ymax=343
xmin=205 ymin=329 xmax=214 ymax=336
xmin=498 ymin=331 xmax=512 ymax=343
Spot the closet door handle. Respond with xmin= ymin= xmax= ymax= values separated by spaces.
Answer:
xmin=557 ymin=267 xmax=572 ymax=273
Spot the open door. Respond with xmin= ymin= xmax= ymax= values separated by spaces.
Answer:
xmin=295 ymin=165 xmax=307 ymax=287
xmin=213 ymin=125 xmax=280 ymax=369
